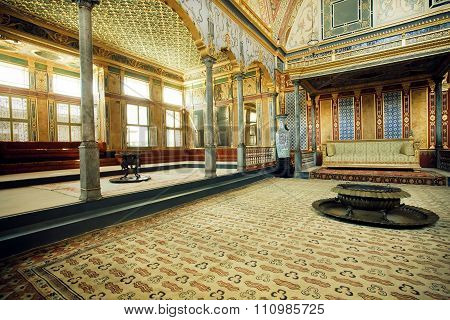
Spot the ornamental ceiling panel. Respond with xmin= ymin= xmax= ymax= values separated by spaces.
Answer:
xmin=0 ymin=0 xmax=202 ymax=71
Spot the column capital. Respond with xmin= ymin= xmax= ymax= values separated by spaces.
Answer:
xmin=292 ymin=79 xmax=301 ymax=87
xmin=375 ymin=86 xmax=383 ymax=96
xmin=353 ymin=89 xmax=361 ymax=97
xmin=233 ymin=72 xmax=244 ymax=81
xmin=401 ymin=82 xmax=411 ymax=92
xmin=331 ymin=93 xmax=339 ymax=101
xmin=202 ymin=55 xmax=216 ymax=67
xmin=72 ymin=0 xmax=100 ymax=9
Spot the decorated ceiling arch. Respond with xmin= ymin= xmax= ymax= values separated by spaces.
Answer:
xmin=178 ymin=0 xmax=276 ymax=80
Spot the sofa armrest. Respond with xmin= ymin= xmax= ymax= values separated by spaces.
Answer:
xmin=413 ymin=141 xmax=420 ymax=159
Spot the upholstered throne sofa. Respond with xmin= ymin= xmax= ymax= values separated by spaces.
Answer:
xmin=321 ymin=138 xmax=420 ymax=169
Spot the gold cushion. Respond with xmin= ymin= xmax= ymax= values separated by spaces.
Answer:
xmin=400 ymin=142 xmax=414 ymax=156
xmin=327 ymin=144 xmax=336 ymax=157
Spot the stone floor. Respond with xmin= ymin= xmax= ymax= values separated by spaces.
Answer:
xmin=0 ymin=178 xmax=449 ymax=300
xmin=0 ymin=167 xmax=235 ymax=217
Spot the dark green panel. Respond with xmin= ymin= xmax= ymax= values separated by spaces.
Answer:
xmin=164 ymin=82 xmax=183 ymax=90
xmin=35 ymin=62 xmax=47 ymax=71
xmin=333 ymin=0 xmax=359 ymax=27
xmin=125 ymin=71 xmax=148 ymax=81
xmin=0 ymin=53 xmax=27 ymax=66
xmin=214 ymin=77 xmax=228 ymax=84
xmin=108 ymin=65 xmax=120 ymax=74
xmin=322 ymin=0 xmax=372 ymax=39
xmin=53 ymin=67 xmax=79 ymax=78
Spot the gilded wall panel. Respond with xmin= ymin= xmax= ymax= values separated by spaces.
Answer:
xmin=361 ymin=94 xmax=376 ymax=139
xmin=320 ymin=99 xmax=332 ymax=143
xmin=29 ymin=97 xmax=38 ymax=141
xmin=37 ymin=98 xmax=49 ymax=141
xmin=35 ymin=70 xmax=48 ymax=92
xmin=411 ymin=88 xmax=428 ymax=149
xmin=214 ymin=82 xmax=231 ymax=102
xmin=261 ymin=98 xmax=271 ymax=146
xmin=151 ymin=82 xmax=162 ymax=102
xmin=106 ymin=72 xmax=121 ymax=95
xmin=47 ymin=100 xmax=56 ymax=142
xmin=244 ymin=77 xmax=257 ymax=96
xmin=108 ymin=99 xmax=122 ymax=150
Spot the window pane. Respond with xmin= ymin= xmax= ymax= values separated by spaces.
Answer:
xmin=0 ymin=121 xmax=11 ymax=141
xmin=53 ymin=74 xmax=81 ymax=97
xmin=0 ymin=61 xmax=29 ymax=89
xmin=166 ymin=110 xmax=174 ymax=128
xmin=11 ymin=97 xmax=27 ymax=119
xmin=57 ymin=124 xmax=70 ymax=142
xmin=138 ymin=106 xmax=148 ymax=126
xmin=174 ymin=111 xmax=181 ymax=129
xmin=127 ymin=125 xmax=148 ymax=147
xmin=57 ymin=103 xmax=69 ymax=123
xmin=0 ymin=96 xmax=9 ymax=118
xmin=70 ymin=105 xmax=81 ymax=123
xmin=166 ymin=129 xmax=174 ymax=147
xmin=127 ymin=104 xmax=139 ymax=125
xmin=163 ymin=86 xmax=182 ymax=106
xmin=124 ymin=76 xmax=149 ymax=99
xmin=71 ymin=125 xmax=81 ymax=141
xmin=174 ymin=130 xmax=182 ymax=147
xmin=12 ymin=122 xmax=28 ymax=141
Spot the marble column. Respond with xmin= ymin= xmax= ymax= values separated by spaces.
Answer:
xmin=435 ymin=77 xmax=443 ymax=168
xmin=293 ymin=80 xmax=302 ymax=178
xmin=203 ymin=56 xmax=217 ymax=178
xmin=75 ymin=0 xmax=101 ymax=201
xmin=235 ymin=72 xmax=245 ymax=172
xmin=310 ymin=94 xmax=317 ymax=165
xmin=271 ymin=92 xmax=278 ymax=159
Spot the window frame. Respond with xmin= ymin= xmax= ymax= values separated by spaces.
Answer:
xmin=55 ymin=101 xmax=82 ymax=142
xmin=123 ymin=76 xmax=150 ymax=100
xmin=165 ymin=108 xmax=183 ymax=148
xmin=0 ymin=94 xmax=30 ymax=142
xmin=162 ymin=86 xmax=183 ymax=107
xmin=0 ymin=61 xmax=30 ymax=89
xmin=53 ymin=73 xmax=81 ymax=98
xmin=126 ymin=103 xmax=151 ymax=148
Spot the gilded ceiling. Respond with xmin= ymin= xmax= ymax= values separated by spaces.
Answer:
xmin=0 ymin=0 xmax=202 ymax=71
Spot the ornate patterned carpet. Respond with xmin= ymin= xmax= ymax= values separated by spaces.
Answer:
xmin=0 ymin=178 xmax=449 ymax=300
xmin=310 ymin=168 xmax=447 ymax=186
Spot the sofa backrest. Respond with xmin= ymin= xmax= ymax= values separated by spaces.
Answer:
xmin=328 ymin=139 xmax=414 ymax=156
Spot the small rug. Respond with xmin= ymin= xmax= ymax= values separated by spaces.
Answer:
xmin=310 ymin=168 xmax=446 ymax=186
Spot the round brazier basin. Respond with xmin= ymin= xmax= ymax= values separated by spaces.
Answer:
xmin=332 ymin=183 xmax=411 ymax=211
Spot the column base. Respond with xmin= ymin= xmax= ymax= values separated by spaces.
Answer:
xmin=205 ymin=145 xmax=217 ymax=179
xmin=272 ymin=158 xmax=293 ymax=178
xmin=237 ymin=143 xmax=246 ymax=172
xmin=294 ymin=150 xmax=302 ymax=178
xmin=79 ymin=141 xmax=102 ymax=201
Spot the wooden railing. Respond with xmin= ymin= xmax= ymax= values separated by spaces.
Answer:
xmin=245 ymin=147 xmax=276 ymax=170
